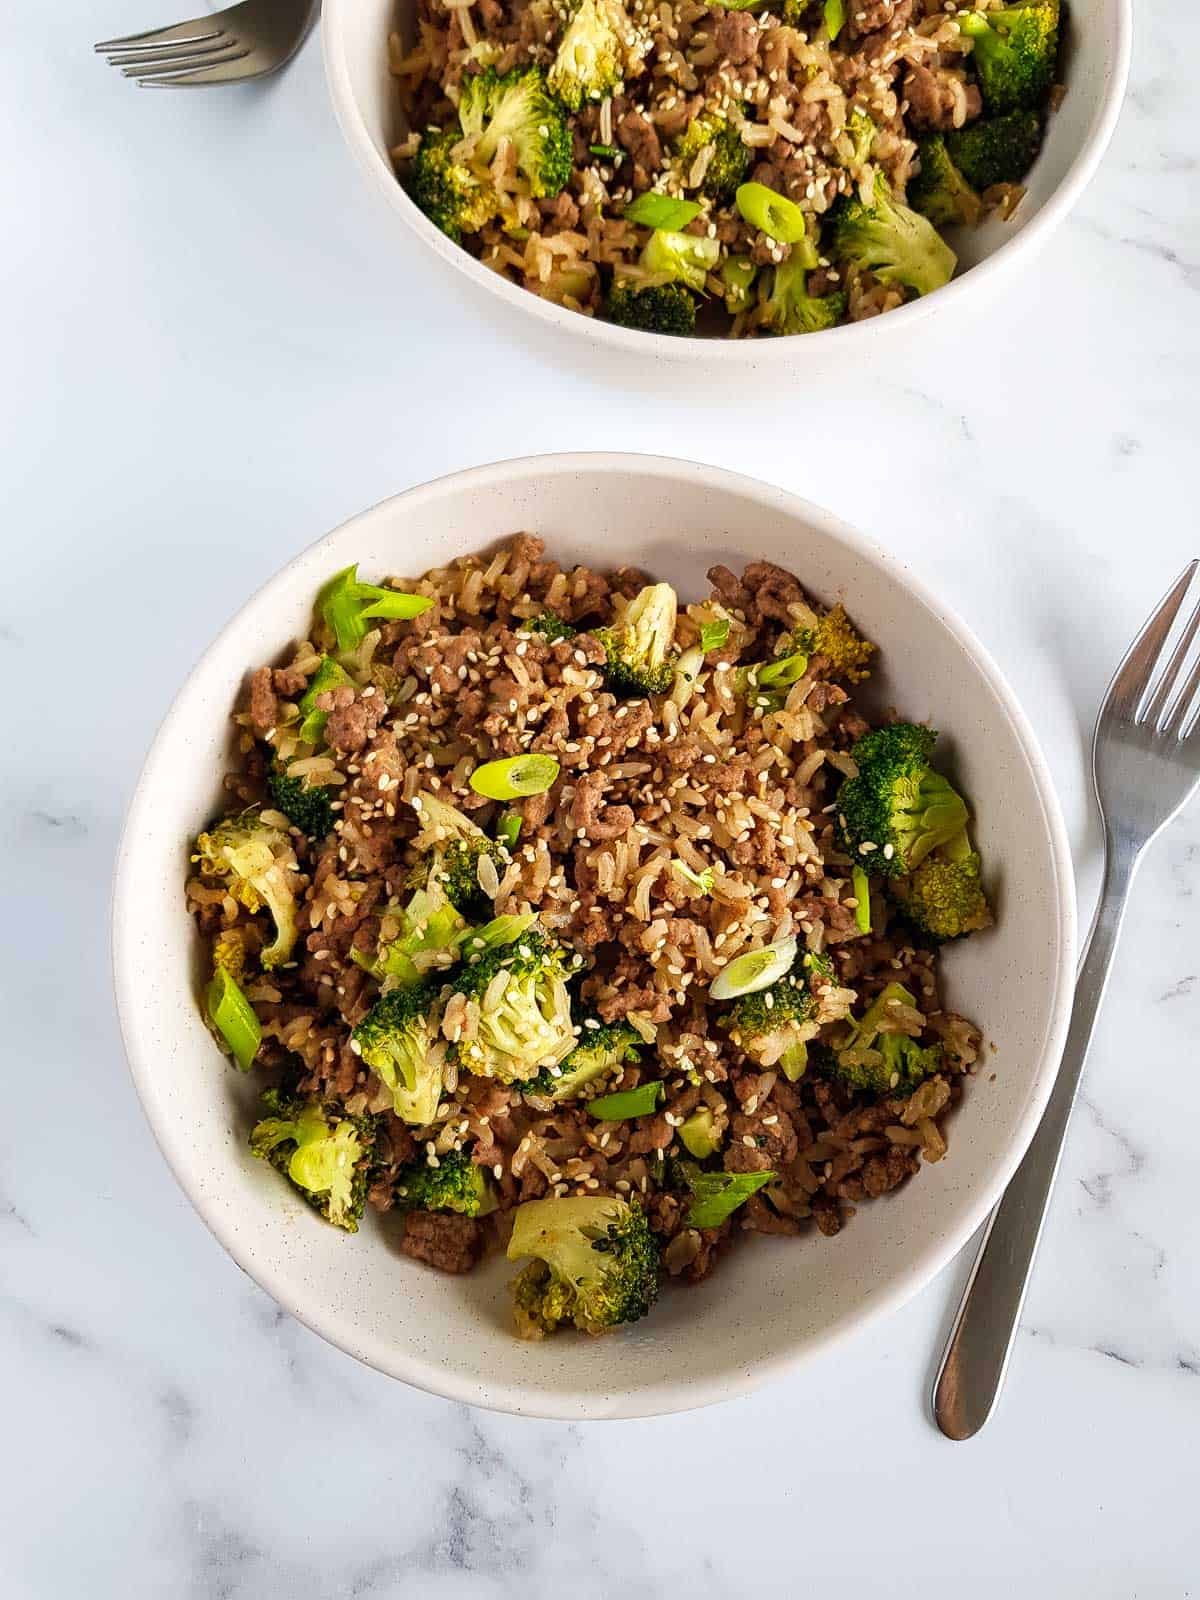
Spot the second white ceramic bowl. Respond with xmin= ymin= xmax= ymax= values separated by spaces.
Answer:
xmin=322 ymin=0 xmax=1131 ymax=365
xmin=113 ymin=454 xmax=1076 ymax=1418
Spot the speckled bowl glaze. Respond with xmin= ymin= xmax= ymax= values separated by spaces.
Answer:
xmin=322 ymin=0 xmax=1130 ymax=365
xmin=113 ymin=455 xmax=1076 ymax=1418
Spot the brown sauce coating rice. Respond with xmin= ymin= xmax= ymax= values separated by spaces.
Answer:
xmin=188 ymin=534 xmax=983 ymax=1306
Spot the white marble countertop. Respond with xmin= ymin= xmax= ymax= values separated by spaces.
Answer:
xmin=6 ymin=1 xmax=1200 ymax=1594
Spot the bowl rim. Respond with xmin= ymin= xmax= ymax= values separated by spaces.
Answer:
xmin=112 ymin=452 xmax=1078 ymax=1418
xmin=320 ymin=0 xmax=1132 ymax=363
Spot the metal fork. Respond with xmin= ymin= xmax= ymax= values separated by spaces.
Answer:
xmin=95 ymin=0 xmax=318 ymax=87
xmin=933 ymin=560 xmax=1200 ymax=1439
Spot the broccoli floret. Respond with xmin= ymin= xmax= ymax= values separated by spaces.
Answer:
xmin=356 ymin=887 xmax=467 ymax=989
xmin=250 ymin=1091 xmax=376 ymax=1232
xmin=268 ymin=760 xmax=336 ymax=840
xmin=945 ymin=109 xmax=1045 ymax=189
xmin=958 ymin=1 xmax=1059 ymax=113
xmin=439 ymin=835 xmax=512 ymax=917
xmin=525 ymin=1020 xmax=642 ymax=1101
xmin=849 ymin=721 xmax=938 ymax=768
xmin=352 ymin=982 xmax=445 ymax=1125
xmin=450 ymin=930 xmax=578 ymax=1083
xmin=794 ymin=603 xmax=876 ymax=683
xmin=507 ymin=1195 xmax=660 ymax=1338
xmin=893 ymin=830 xmax=993 ymax=941
xmin=909 ymin=135 xmax=983 ymax=229
xmin=760 ymin=247 xmax=847 ymax=336
xmin=825 ymin=982 xmax=943 ymax=1095
xmin=410 ymin=792 xmax=509 ymax=917
xmin=827 ymin=176 xmax=956 ymax=298
xmin=194 ymin=811 xmax=300 ymax=970
xmin=836 ymin=722 xmax=970 ymax=879
xmin=408 ymin=126 xmax=499 ymax=243
xmin=459 ymin=66 xmax=571 ymax=199
xmin=675 ymin=112 xmax=751 ymax=200
xmin=834 ymin=1032 xmax=944 ymax=1095
xmin=524 ymin=611 xmax=577 ymax=643
xmin=840 ymin=108 xmax=877 ymax=169
xmin=211 ymin=926 xmax=248 ymax=981
xmin=548 ymin=0 xmax=645 ymax=111
xmin=606 ymin=279 xmax=697 ymax=336
xmin=803 ymin=947 xmax=835 ymax=983
xmin=719 ymin=973 xmax=818 ymax=1070
xmin=394 ymin=1149 xmax=492 ymax=1216
xmin=639 ymin=229 xmax=721 ymax=293
xmin=596 ymin=581 xmax=680 ymax=696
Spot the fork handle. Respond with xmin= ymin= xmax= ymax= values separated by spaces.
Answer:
xmin=932 ymin=834 xmax=1140 ymax=1440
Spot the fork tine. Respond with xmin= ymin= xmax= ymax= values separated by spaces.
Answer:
xmin=95 ymin=17 xmax=224 ymax=52
xmin=1106 ymin=561 xmax=1200 ymax=721
xmin=124 ymin=42 xmax=248 ymax=77
xmin=137 ymin=51 xmax=262 ymax=84
xmin=1168 ymin=651 xmax=1200 ymax=739
xmin=107 ymin=34 xmax=232 ymax=66
xmin=1140 ymin=587 xmax=1200 ymax=729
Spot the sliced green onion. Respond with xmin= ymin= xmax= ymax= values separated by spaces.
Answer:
xmin=780 ymin=1041 xmax=809 ymax=1082
xmin=699 ymin=619 xmax=730 ymax=654
xmin=358 ymin=590 xmax=435 ymax=622
xmin=587 ymin=1080 xmax=665 ymax=1121
xmin=496 ymin=810 xmax=523 ymax=849
xmin=317 ymin=564 xmax=432 ymax=653
xmin=683 ymin=1167 xmax=775 ymax=1229
xmin=851 ymin=865 xmax=872 ymax=933
xmin=678 ymin=1106 xmax=720 ymax=1159
xmin=755 ymin=649 xmax=809 ymax=690
xmin=458 ymin=913 xmax=537 ymax=953
xmin=318 ymin=566 xmax=365 ymax=654
xmin=709 ymin=936 xmax=797 ymax=1001
xmin=824 ymin=0 xmax=846 ymax=40
xmin=206 ymin=967 xmax=261 ymax=1072
xmin=469 ymin=753 xmax=560 ymax=801
xmin=720 ymin=256 xmax=757 ymax=313
xmin=624 ymin=193 xmax=702 ymax=230
xmin=672 ymin=860 xmax=714 ymax=894
xmin=589 ymin=142 xmax=623 ymax=162
xmin=297 ymin=656 xmax=354 ymax=745
xmin=735 ymin=182 xmax=809 ymax=245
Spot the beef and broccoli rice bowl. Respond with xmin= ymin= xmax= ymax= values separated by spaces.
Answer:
xmin=188 ymin=536 xmax=993 ymax=1339
xmin=388 ymin=0 xmax=1064 ymax=337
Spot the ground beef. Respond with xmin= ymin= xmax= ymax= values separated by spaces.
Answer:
xmin=570 ymin=770 xmax=635 ymax=840
xmin=740 ymin=560 xmax=806 ymax=627
xmin=540 ymin=190 xmax=580 ymax=230
xmin=400 ymin=1211 xmax=483 ymax=1274
xmin=904 ymin=62 xmax=982 ymax=131
xmin=589 ymin=698 xmax=653 ymax=753
xmin=248 ymin=668 xmax=278 ymax=734
xmin=521 ymin=788 xmax=555 ymax=830
xmin=811 ymin=1193 xmax=843 ymax=1237
xmin=861 ymin=1146 xmax=919 ymax=1197
xmin=847 ymin=0 xmax=906 ymax=37
xmin=714 ymin=7 xmax=759 ymax=63
xmin=616 ymin=109 xmax=662 ymax=183
xmin=322 ymin=686 xmax=389 ymax=754
xmin=272 ymin=664 xmax=308 ymax=697
xmin=592 ymin=981 xmax=672 ymax=1023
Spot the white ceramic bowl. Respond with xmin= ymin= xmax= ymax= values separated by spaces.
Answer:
xmin=322 ymin=0 xmax=1130 ymax=364
xmin=113 ymin=454 xmax=1076 ymax=1418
